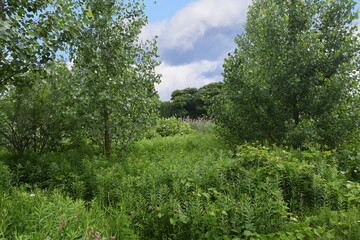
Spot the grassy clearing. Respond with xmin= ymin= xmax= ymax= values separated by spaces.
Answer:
xmin=1 ymin=129 xmax=360 ymax=239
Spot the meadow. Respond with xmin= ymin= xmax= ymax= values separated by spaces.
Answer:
xmin=1 ymin=119 xmax=360 ymax=239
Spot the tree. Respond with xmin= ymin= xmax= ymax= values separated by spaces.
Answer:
xmin=195 ymin=82 xmax=223 ymax=117
xmin=0 ymin=61 xmax=73 ymax=154
xmin=163 ymin=83 xmax=223 ymax=119
xmin=0 ymin=0 xmax=79 ymax=89
xmin=171 ymin=88 xmax=198 ymax=118
xmin=211 ymin=0 xmax=360 ymax=148
xmin=71 ymin=0 xmax=160 ymax=157
xmin=159 ymin=101 xmax=175 ymax=118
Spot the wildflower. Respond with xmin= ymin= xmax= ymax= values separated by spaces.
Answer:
xmin=130 ymin=211 xmax=134 ymax=215
xmin=112 ymin=237 xmax=116 ymax=239
xmin=234 ymin=211 xmax=238 ymax=214
xmin=30 ymin=194 xmax=35 ymax=198
xmin=104 ymin=223 xmax=107 ymax=226
xmin=90 ymin=230 xmax=94 ymax=233
xmin=232 ymin=221 xmax=236 ymax=226
xmin=237 ymin=201 xmax=242 ymax=204
xmin=95 ymin=234 xmax=99 ymax=238
xmin=59 ymin=223 xmax=64 ymax=227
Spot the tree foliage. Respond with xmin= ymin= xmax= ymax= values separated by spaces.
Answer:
xmin=0 ymin=0 xmax=79 ymax=89
xmin=0 ymin=62 xmax=72 ymax=154
xmin=211 ymin=0 xmax=360 ymax=148
xmin=171 ymin=88 xmax=198 ymax=118
xmin=71 ymin=0 xmax=160 ymax=156
xmin=164 ymin=82 xmax=223 ymax=119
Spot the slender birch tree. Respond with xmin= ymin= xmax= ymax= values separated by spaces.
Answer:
xmin=72 ymin=0 xmax=160 ymax=157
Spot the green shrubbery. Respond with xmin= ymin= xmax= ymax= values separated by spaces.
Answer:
xmin=0 ymin=186 xmax=136 ymax=239
xmin=2 ymin=131 xmax=360 ymax=239
xmin=145 ymin=117 xmax=193 ymax=139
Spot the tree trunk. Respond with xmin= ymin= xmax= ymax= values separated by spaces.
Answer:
xmin=103 ymin=109 xmax=111 ymax=158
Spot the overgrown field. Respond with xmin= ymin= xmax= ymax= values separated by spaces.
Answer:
xmin=1 ymin=123 xmax=360 ymax=239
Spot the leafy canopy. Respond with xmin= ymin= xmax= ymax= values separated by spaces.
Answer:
xmin=211 ymin=0 xmax=360 ymax=148
xmin=0 ymin=0 xmax=79 ymax=89
xmin=71 ymin=0 xmax=160 ymax=156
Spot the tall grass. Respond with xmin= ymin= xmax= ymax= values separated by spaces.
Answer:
xmin=182 ymin=117 xmax=214 ymax=134
xmin=1 ymin=131 xmax=360 ymax=239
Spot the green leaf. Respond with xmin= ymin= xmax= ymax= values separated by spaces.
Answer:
xmin=88 ymin=8 xmax=93 ymax=18
xmin=243 ymin=230 xmax=254 ymax=236
xmin=202 ymin=192 xmax=210 ymax=199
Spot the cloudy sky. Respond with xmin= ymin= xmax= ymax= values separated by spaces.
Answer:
xmin=142 ymin=0 xmax=360 ymax=101
xmin=142 ymin=0 xmax=252 ymax=101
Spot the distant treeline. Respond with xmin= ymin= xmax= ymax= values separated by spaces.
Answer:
xmin=159 ymin=82 xmax=222 ymax=119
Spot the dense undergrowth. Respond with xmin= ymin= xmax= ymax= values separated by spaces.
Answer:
xmin=1 ymin=122 xmax=360 ymax=239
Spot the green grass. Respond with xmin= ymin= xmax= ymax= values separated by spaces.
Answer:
xmin=1 ymin=129 xmax=360 ymax=239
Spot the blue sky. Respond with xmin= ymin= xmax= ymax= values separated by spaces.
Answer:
xmin=141 ymin=0 xmax=251 ymax=100
xmin=144 ymin=0 xmax=197 ymax=22
xmin=141 ymin=0 xmax=360 ymax=101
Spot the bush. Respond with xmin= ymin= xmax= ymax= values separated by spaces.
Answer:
xmin=145 ymin=117 xmax=193 ymax=139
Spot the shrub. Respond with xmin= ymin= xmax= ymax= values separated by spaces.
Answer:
xmin=145 ymin=117 xmax=193 ymax=138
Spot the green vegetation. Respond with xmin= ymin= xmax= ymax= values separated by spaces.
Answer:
xmin=0 ymin=0 xmax=79 ymax=88
xmin=211 ymin=0 xmax=360 ymax=148
xmin=145 ymin=117 xmax=193 ymax=138
xmin=160 ymin=82 xmax=223 ymax=119
xmin=1 ymin=0 xmax=360 ymax=239
xmin=71 ymin=0 xmax=160 ymax=157
xmin=2 ymin=130 xmax=360 ymax=239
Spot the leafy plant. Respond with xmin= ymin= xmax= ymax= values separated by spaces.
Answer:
xmin=0 ymin=62 xmax=74 ymax=154
xmin=145 ymin=117 xmax=193 ymax=138
xmin=211 ymin=0 xmax=360 ymax=148
xmin=71 ymin=0 xmax=160 ymax=157
xmin=0 ymin=0 xmax=79 ymax=89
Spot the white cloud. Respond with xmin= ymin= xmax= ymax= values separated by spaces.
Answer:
xmin=66 ymin=61 xmax=74 ymax=70
xmin=140 ymin=0 xmax=251 ymax=100
xmin=156 ymin=60 xmax=222 ymax=100
xmin=141 ymin=0 xmax=251 ymax=52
